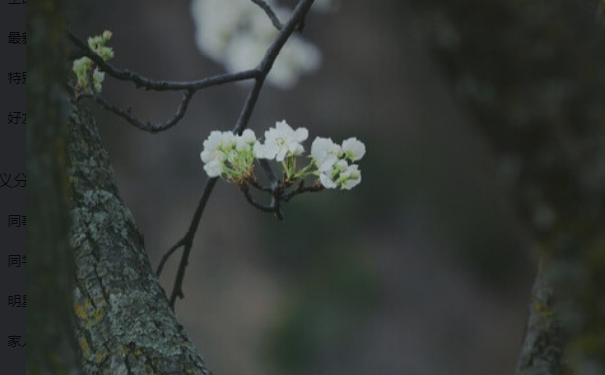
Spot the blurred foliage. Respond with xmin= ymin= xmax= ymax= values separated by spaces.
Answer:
xmin=261 ymin=137 xmax=380 ymax=373
xmin=265 ymin=243 xmax=379 ymax=374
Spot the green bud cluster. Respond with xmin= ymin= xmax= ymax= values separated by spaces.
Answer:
xmin=72 ymin=30 xmax=114 ymax=96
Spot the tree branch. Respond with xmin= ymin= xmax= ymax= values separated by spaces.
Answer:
xmin=67 ymin=30 xmax=259 ymax=92
xmin=240 ymin=183 xmax=275 ymax=212
xmin=89 ymin=89 xmax=194 ymax=133
xmin=67 ymin=29 xmax=259 ymax=132
xmin=250 ymin=0 xmax=284 ymax=30
xmin=163 ymin=0 xmax=316 ymax=309
xmin=168 ymin=177 xmax=218 ymax=306
xmin=281 ymin=179 xmax=324 ymax=201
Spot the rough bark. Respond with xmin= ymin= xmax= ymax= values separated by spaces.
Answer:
xmin=515 ymin=262 xmax=565 ymax=375
xmin=406 ymin=0 xmax=605 ymax=374
xmin=28 ymin=1 xmax=211 ymax=372
xmin=67 ymin=100 xmax=211 ymax=375
xmin=27 ymin=1 xmax=81 ymax=374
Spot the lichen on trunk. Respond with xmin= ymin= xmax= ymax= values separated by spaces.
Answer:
xmin=67 ymin=101 xmax=210 ymax=375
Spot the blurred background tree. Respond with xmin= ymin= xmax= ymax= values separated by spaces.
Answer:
xmin=408 ymin=1 xmax=605 ymax=373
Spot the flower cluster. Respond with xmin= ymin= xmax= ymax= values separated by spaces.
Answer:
xmin=200 ymin=120 xmax=365 ymax=191
xmin=190 ymin=0 xmax=322 ymax=89
xmin=72 ymin=30 xmax=114 ymax=95
xmin=311 ymin=137 xmax=365 ymax=190
xmin=254 ymin=120 xmax=309 ymax=180
xmin=201 ymin=129 xmax=257 ymax=180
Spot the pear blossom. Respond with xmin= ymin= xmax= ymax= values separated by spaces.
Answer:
xmin=204 ymin=159 xmax=224 ymax=178
xmin=254 ymin=120 xmax=308 ymax=162
xmin=87 ymin=30 xmax=114 ymax=60
xmin=224 ymin=33 xmax=266 ymax=75
xmin=311 ymin=137 xmax=365 ymax=190
xmin=338 ymin=164 xmax=362 ymax=190
xmin=200 ymin=130 xmax=233 ymax=177
xmin=191 ymin=0 xmax=257 ymax=61
xmin=318 ymin=168 xmax=338 ymax=189
xmin=190 ymin=0 xmax=322 ymax=89
xmin=236 ymin=129 xmax=257 ymax=151
xmin=269 ymin=36 xmax=322 ymax=89
xmin=317 ymin=159 xmax=362 ymax=190
xmin=72 ymin=31 xmax=114 ymax=94
xmin=319 ymin=159 xmax=345 ymax=189
xmin=200 ymin=119 xmax=365 ymax=193
xmin=72 ymin=57 xmax=92 ymax=83
xmin=201 ymin=131 xmax=231 ymax=164
xmin=92 ymin=70 xmax=105 ymax=92
xmin=311 ymin=137 xmax=341 ymax=171
xmin=73 ymin=57 xmax=107 ymax=94
xmin=201 ymin=129 xmax=257 ymax=180
xmin=341 ymin=137 xmax=366 ymax=162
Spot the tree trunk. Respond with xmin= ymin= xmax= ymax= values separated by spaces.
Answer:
xmin=27 ymin=1 xmax=81 ymax=373
xmin=407 ymin=0 xmax=605 ymax=374
xmin=28 ymin=1 xmax=211 ymax=373
xmin=68 ymin=100 xmax=210 ymax=375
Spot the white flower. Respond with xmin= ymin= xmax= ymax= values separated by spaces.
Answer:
xmin=339 ymin=164 xmax=362 ymax=190
xmin=268 ymin=36 xmax=322 ymax=89
xmin=73 ymin=57 xmax=92 ymax=90
xmin=72 ymin=57 xmax=90 ymax=77
xmin=200 ymin=130 xmax=236 ymax=178
xmin=92 ymin=69 xmax=105 ymax=92
xmin=201 ymin=130 xmax=230 ymax=164
xmin=201 ymin=129 xmax=259 ymax=180
xmin=224 ymin=33 xmax=267 ymax=74
xmin=317 ymin=159 xmax=343 ymax=189
xmin=236 ymin=129 xmax=257 ymax=151
xmin=311 ymin=137 xmax=340 ymax=171
xmin=255 ymin=120 xmax=308 ymax=162
xmin=253 ymin=141 xmax=269 ymax=159
xmin=190 ymin=0 xmax=322 ymax=90
xmin=191 ymin=0 xmax=258 ymax=61
xmin=313 ymin=140 xmax=364 ymax=190
xmin=72 ymin=31 xmax=114 ymax=95
xmin=204 ymin=159 xmax=223 ymax=177
xmin=72 ymin=57 xmax=107 ymax=93
xmin=87 ymin=30 xmax=114 ymax=60
xmin=341 ymin=137 xmax=366 ymax=162
xmin=319 ymin=170 xmax=338 ymax=189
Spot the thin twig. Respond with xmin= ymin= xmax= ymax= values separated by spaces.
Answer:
xmin=250 ymin=0 xmax=284 ymax=30
xmin=155 ymin=238 xmax=186 ymax=276
xmin=247 ymin=176 xmax=273 ymax=193
xmin=242 ymin=176 xmax=323 ymax=217
xmin=281 ymin=180 xmax=324 ymax=201
xmin=67 ymin=30 xmax=259 ymax=92
xmin=259 ymin=159 xmax=278 ymax=186
xmin=272 ymin=184 xmax=285 ymax=220
xmin=168 ymin=177 xmax=218 ymax=306
xmin=258 ymin=159 xmax=283 ymax=217
xmin=67 ymin=29 xmax=260 ymax=132
xmin=165 ymin=0 xmax=316 ymax=309
xmin=92 ymin=90 xmax=194 ymax=133
xmin=240 ymin=183 xmax=275 ymax=212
